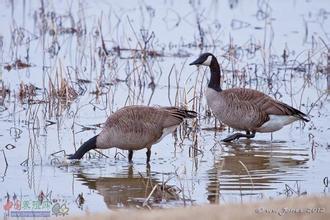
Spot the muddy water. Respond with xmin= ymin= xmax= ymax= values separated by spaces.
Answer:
xmin=0 ymin=0 xmax=329 ymax=216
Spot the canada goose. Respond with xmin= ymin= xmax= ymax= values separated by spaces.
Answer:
xmin=190 ymin=53 xmax=310 ymax=142
xmin=68 ymin=105 xmax=197 ymax=163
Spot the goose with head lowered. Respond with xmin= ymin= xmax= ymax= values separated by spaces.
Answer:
xmin=68 ymin=105 xmax=197 ymax=163
xmin=190 ymin=53 xmax=310 ymax=142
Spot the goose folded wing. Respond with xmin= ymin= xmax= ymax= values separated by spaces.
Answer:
xmin=224 ymin=88 xmax=267 ymax=102
xmin=159 ymin=107 xmax=190 ymax=128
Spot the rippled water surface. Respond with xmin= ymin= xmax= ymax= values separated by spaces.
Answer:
xmin=0 ymin=0 xmax=329 ymax=216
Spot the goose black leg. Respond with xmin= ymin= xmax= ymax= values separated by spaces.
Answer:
xmin=146 ymin=149 xmax=151 ymax=164
xmin=222 ymin=131 xmax=255 ymax=142
xmin=128 ymin=150 xmax=133 ymax=162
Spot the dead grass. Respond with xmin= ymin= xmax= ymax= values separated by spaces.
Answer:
xmin=4 ymin=59 xmax=31 ymax=71
xmin=58 ymin=196 xmax=330 ymax=220
xmin=56 ymin=78 xmax=78 ymax=100
xmin=18 ymin=81 xmax=37 ymax=101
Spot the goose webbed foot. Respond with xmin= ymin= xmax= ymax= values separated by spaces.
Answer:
xmin=146 ymin=149 xmax=151 ymax=164
xmin=128 ymin=150 xmax=133 ymax=163
xmin=222 ymin=131 xmax=255 ymax=142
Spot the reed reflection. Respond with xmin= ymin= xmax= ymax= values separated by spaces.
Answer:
xmin=207 ymin=141 xmax=309 ymax=203
xmin=76 ymin=165 xmax=179 ymax=209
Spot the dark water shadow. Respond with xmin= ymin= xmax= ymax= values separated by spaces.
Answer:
xmin=207 ymin=140 xmax=309 ymax=203
xmin=75 ymin=165 xmax=180 ymax=209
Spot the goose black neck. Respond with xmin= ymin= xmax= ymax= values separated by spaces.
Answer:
xmin=68 ymin=135 xmax=98 ymax=159
xmin=208 ymin=58 xmax=222 ymax=92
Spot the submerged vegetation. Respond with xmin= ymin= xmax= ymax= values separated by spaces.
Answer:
xmin=0 ymin=0 xmax=329 ymax=215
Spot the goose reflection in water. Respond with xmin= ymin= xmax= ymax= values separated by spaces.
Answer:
xmin=207 ymin=140 xmax=309 ymax=203
xmin=75 ymin=165 xmax=180 ymax=209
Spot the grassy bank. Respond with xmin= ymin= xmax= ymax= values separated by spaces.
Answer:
xmin=60 ymin=196 xmax=329 ymax=220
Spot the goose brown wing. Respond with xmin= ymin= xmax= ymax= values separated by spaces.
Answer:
xmin=224 ymin=88 xmax=309 ymax=122
xmin=260 ymin=100 xmax=309 ymax=122
xmin=160 ymin=107 xmax=197 ymax=128
xmin=220 ymin=92 xmax=269 ymax=129
xmin=223 ymin=88 xmax=266 ymax=102
xmin=100 ymin=106 xmax=166 ymax=148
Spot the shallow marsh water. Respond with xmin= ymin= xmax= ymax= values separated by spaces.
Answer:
xmin=0 ymin=0 xmax=329 ymax=216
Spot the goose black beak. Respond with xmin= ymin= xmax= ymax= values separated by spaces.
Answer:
xmin=189 ymin=57 xmax=203 ymax=66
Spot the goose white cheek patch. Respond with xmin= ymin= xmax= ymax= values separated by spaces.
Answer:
xmin=202 ymin=55 xmax=212 ymax=66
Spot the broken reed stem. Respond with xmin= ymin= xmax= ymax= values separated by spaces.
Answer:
xmin=1 ymin=149 xmax=8 ymax=168
xmin=93 ymin=149 xmax=109 ymax=158
xmin=167 ymin=64 xmax=175 ymax=106
xmin=0 ymin=149 xmax=8 ymax=180
xmin=238 ymin=160 xmax=254 ymax=191
xmin=143 ymin=183 xmax=159 ymax=207
xmin=127 ymin=16 xmax=143 ymax=51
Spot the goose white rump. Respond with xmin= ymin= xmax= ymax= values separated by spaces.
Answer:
xmin=256 ymin=115 xmax=299 ymax=133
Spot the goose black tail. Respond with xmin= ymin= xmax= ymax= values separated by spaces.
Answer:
xmin=298 ymin=113 xmax=310 ymax=122
xmin=291 ymin=106 xmax=310 ymax=122
xmin=281 ymin=103 xmax=310 ymax=122
xmin=183 ymin=109 xmax=198 ymax=118
xmin=67 ymin=135 xmax=98 ymax=160
xmin=163 ymin=107 xmax=198 ymax=119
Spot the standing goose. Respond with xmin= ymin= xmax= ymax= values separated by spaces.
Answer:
xmin=68 ymin=105 xmax=197 ymax=163
xmin=190 ymin=53 xmax=310 ymax=142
